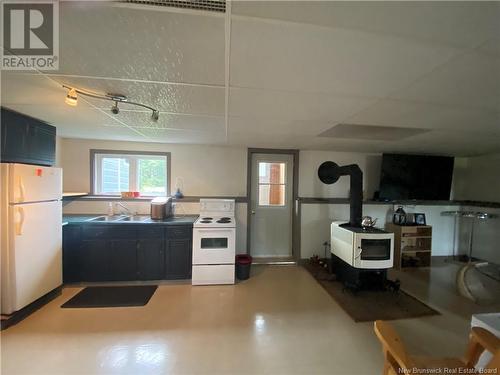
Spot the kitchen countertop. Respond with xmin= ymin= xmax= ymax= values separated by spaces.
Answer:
xmin=62 ymin=214 xmax=198 ymax=226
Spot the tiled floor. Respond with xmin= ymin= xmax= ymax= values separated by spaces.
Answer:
xmin=1 ymin=263 xmax=499 ymax=375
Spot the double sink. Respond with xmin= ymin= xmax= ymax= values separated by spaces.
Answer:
xmin=87 ymin=215 xmax=150 ymax=222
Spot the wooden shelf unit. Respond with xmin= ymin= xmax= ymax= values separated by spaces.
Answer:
xmin=385 ymin=224 xmax=432 ymax=269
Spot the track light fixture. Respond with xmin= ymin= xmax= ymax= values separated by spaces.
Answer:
xmin=111 ymin=101 xmax=119 ymax=115
xmin=63 ymin=85 xmax=159 ymax=121
xmin=152 ymin=110 xmax=159 ymax=121
xmin=65 ymin=88 xmax=78 ymax=106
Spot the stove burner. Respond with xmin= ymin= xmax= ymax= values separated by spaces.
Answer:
xmin=202 ymin=217 xmax=213 ymax=220
xmin=220 ymin=217 xmax=231 ymax=220
xmin=217 ymin=218 xmax=231 ymax=223
xmin=200 ymin=220 xmax=212 ymax=223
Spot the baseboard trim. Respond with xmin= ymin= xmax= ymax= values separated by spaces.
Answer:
xmin=1 ymin=286 xmax=62 ymax=330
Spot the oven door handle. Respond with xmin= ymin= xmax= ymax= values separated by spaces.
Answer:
xmin=196 ymin=229 xmax=232 ymax=233
xmin=354 ymin=247 xmax=363 ymax=260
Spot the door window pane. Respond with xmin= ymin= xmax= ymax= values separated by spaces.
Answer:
xmin=138 ymin=157 xmax=167 ymax=195
xmin=259 ymin=184 xmax=285 ymax=206
xmin=259 ymin=162 xmax=285 ymax=184
xmin=258 ymin=162 xmax=286 ymax=206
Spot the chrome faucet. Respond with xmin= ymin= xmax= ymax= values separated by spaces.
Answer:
xmin=114 ymin=202 xmax=136 ymax=215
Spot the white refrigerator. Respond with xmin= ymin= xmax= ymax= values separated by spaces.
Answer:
xmin=1 ymin=163 xmax=62 ymax=315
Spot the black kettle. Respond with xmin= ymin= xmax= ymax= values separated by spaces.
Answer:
xmin=393 ymin=206 xmax=406 ymax=225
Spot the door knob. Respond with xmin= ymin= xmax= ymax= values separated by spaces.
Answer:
xmin=251 ymin=210 xmax=256 ymax=215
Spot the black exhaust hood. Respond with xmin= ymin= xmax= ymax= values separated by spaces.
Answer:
xmin=318 ymin=161 xmax=363 ymax=228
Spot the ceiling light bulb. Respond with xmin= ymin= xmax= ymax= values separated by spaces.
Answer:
xmin=65 ymin=88 xmax=78 ymax=106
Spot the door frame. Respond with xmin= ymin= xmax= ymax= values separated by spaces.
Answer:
xmin=246 ymin=148 xmax=300 ymax=260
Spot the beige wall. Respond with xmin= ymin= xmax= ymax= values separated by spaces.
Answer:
xmin=60 ymin=138 xmax=247 ymax=196
xmin=60 ymin=138 xmax=500 ymax=259
xmin=452 ymin=153 xmax=500 ymax=203
xmin=299 ymin=150 xmax=382 ymax=199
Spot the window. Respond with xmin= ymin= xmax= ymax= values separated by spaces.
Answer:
xmin=91 ymin=150 xmax=170 ymax=196
xmin=258 ymin=162 xmax=286 ymax=206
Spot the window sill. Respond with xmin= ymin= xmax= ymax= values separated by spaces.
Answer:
xmin=71 ymin=195 xmax=157 ymax=201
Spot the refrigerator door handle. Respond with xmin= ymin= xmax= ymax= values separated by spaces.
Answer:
xmin=16 ymin=206 xmax=25 ymax=235
xmin=19 ymin=176 xmax=26 ymax=202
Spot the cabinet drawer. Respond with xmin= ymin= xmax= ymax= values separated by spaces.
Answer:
xmin=82 ymin=225 xmax=137 ymax=239
xmin=137 ymin=226 xmax=164 ymax=239
xmin=166 ymin=226 xmax=192 ymax=239
xmin=82 ymin=225 xmax=110 ymax=239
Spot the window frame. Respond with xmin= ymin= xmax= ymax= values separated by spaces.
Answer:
xmin=90 ymin=149 xmax=171 ymax=196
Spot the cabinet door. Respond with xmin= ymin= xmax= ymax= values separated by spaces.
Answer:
xmin=80 ymin=240 xmax=110 ymax=281
xmin=1 ymin=110 xmax=30 ymax=163
xmin=62 ymin=225 xmax=82 ymax=283
xmin=28 ymin=123 xmax=56 ymax=166
xmin=109 ymin=240 xmax=138 ymax=281
xmin=0 ymin=108 xmax=56 ymax=166
xmin=137 ymin=239 xmax=165 ymax=280
xmin=166 ymin=239 xmax=192 ymax=279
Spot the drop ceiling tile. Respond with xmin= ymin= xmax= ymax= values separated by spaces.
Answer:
xmin=347 ymin=99 xmax=500 ymax=133
xmin=318 ymin=123 xmax=430 ymax=141
xmin=389 ymin=130 xmax=500 ymax=156
xmin=102 ymin=111 xmax=224 ymax=133
xmin=477 ymin=38 xmax=500 ymax=58
xmin=56 ymin=1 xmax=225 ymax=85
xmin=137 ymin=127 xmax=226 ymax=144
xmin=391 ymin=52 xmax=500 ymax=111
xmin=228 ymin=116 xmax=329 ymax=137
xmin=232 ymin=1 xmax=500 ymax=49
xmin=229 ymin=87 xmax=377 ymax=123
xmin=230 ymin=17 xmax=461 ymax=97
xmin=1 ymin=72 xmax=65 ymax=105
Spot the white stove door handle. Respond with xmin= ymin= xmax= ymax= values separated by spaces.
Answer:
xmin=354 ymin=247 xmax=363 ymax=260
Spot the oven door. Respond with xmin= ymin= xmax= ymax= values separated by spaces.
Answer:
xmin=192 ymin=228 xmax=235 ymax=265
xmin=353 ymin=233 xmax=394 ymax=269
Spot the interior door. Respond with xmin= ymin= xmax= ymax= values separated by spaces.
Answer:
xmin=250 ymin=153 xmax=294 ymax=257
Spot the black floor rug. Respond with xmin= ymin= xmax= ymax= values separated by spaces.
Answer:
xmin=61 ymin=286 xmax=157 ymax=308
xmin=303 ymin=261 xmax=439 ymax=322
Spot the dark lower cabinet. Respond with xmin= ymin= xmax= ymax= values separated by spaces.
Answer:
xmin=62 ymin=225 xmax=82 ymax=283
xmin=137 ymin=239 xmax=165 ymax=280
xmin=166 ymin=239 xmax=192 ymax=279
xmin=80 ymin=240 xmax=110 ymax=282
xmin=62 ymin=223 xmax=192 ymax=283
xmin=110 ymin=240 xmax=138 ymax=281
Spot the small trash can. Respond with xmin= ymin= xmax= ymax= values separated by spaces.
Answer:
xmin=235 ymin=254 xmax=253 ymax=280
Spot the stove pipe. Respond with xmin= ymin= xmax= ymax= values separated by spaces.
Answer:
xmin=318 ymin=161 xmax=363 ymax=227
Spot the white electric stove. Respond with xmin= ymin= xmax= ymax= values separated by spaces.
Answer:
xmin=192 ymin=199 xmax=236 ymax=285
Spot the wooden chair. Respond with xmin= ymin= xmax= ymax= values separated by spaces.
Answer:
xmin=373 ymin=320 xmax=500 ymax=374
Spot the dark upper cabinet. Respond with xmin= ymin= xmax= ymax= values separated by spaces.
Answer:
xmin=1 ymin=107 xmax=56 ymax=166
